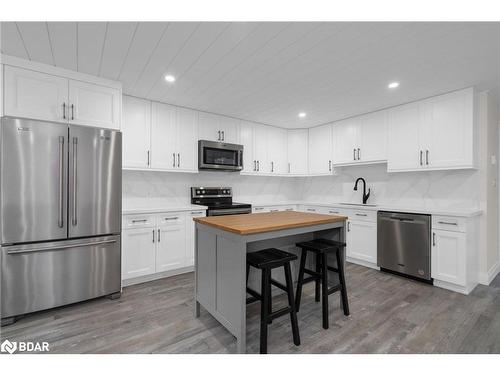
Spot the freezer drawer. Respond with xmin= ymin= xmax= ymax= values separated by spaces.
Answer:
xmin=1 ymin=235 xmax=121 ymax=318
xmin=377 ymin=211 xmax=431 ymax=280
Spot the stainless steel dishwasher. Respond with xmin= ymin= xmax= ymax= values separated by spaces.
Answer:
xmin=377 ymin=211 xmax=432 ymax=282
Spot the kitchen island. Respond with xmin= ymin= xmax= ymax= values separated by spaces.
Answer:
xmin=193 ymin=211 xmax=347 ymax=353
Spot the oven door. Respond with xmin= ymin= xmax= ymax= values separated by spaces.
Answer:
xmin=199 ymin=140 xmax=243 ymax=171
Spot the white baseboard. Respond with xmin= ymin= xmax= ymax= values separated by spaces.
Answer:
xmin=346 ymin=257 xmax=380 ymax=270
xmin=122 ymin=266 xmax=194 ymax=287
xmin=478 ymin=262 xmax=500 ymax=285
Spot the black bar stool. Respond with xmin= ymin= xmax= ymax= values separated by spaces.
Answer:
xmin=295 ymin=238 xmax=349 ymax=329
xmin=246 ymin=248 xmax=301 ymax=354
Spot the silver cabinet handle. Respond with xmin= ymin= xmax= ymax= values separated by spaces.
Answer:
xmin=426 ymin=150 xmax=429 ymax=165
xmin=254 ymin=207 xmax=264 ymax=211
xmin=173 ymin=153 xmax=176 ymax=167
xmin=353 ymin=149 xmax=356 ymax=161
xmin=164 ymin=217 xmax=179 ymax=220
xmin=329 ymin=211 xmax=339 ymax=214
xmin=253 ymin=160 xmax=256 ymax=171
xmin=347 ymin=221 xmax=351 ymax=232
xmin=271 ymin=161 xmax=274 ymax=173
xmin=357 ymin=148 xmax=360 ymax=161
xmin=257 ymin=160 xmax=260 ymax=171
xmin=71 ymin=104 xmax=75 ymax=120
xmin=178 ymin=153 xmax=180 ymax=167
xmin=218 ymin=130 xmax=221 ymax=141
xmin=58 ymin=136 xmax=65 ymax=228
xmin=288 ymin=162 xmax=291 ymax=173
xmin=355 ymin=213 xmax=367 ymax=217
xmin=437 ymin=221 xmax=458 ymax=226
xmin=131 ymin=219 xmax=148 ymax=223
xmin=147 ymin=150 xmax=150 ymax=166
xmin=72 ymin=137 xmax=78 ymax=226
xmin=191 ymin=211 xmax=204 ymax=215
xmin=7 ymin=239 xmax=117 ymax=255
xmin=222 ymin=131 xmax=225 ymax=141
xmin=285 ymin=208 xmax=294 ymax=211
xmin=329 ymin=160 xmax=332 ymax=171
xmin=306 ymin=208 xmax=316 ymax=212
xmin=433 ymin=232 xmax=436 ymax=246
xmin=420 ymin=150 xmax=423 ymax=166
xmin=158 ymin=229 xmax=161 ymax=243
xmin=152 ymin=230 xmax=155 ymax=243
xmin=63 ymin=102 xmax=66 ymax=120
xmin=270 ymin=209 xmax=279 ymax=212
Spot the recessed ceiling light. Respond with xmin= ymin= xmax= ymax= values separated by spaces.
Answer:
xmin=164 ymin=74 xmax=176 ymax=83
xmin=298 ymin=112 xmax=307 ymax=118
xmin=388 ymin=81 xmax=400 ymax=89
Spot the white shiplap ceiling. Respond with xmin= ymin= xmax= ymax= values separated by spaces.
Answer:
xmin=1 ymin=22 xmax=499 ymax=128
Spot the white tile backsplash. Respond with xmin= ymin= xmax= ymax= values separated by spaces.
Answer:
xmin=123 ymin=164 xmax=480 ymax=211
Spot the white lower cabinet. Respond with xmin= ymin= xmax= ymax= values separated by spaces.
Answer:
xmin=186 ymin=210 xmax=206 ymax=266
xmin=431 ymin=229 xmax=466 ymax=286
xmin=122 ymin=210 xmax=205 ymax=284
xmin=156 ymin=214 xmax=186 ymax=273
xmin=346 ymin=219 xmax=377 ymax=267
xmin=122 ymin=227 xmax=156 ymax=280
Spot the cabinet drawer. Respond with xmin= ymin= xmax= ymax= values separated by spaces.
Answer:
xmin=432 ymin=216 xmax=466 ymax=232
xmin=301 ymin=205 xmax=320 ymax=213
xmin=350 ymin=209 xmax=376 ymax=222
xmin=122 ymin=214 xmax=156 ymax=229
xmin=158 ymin=212 xmax=185 ymax=226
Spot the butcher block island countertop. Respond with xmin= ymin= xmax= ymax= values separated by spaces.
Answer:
xmin=193 ymin=211 xmax=347 ymax=235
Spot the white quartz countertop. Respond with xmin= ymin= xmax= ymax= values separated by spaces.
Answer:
xmin=251 ymin=201 xmax=482 ymax=218
xmin=122 ymin=199 xmax=207 ymax=215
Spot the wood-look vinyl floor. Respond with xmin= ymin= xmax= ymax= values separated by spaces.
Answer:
xmin=2 ymin=263 xmax=500 ymax=354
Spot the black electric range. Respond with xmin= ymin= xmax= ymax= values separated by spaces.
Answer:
xmin=191 ymin=187 xmax=252 ymax=216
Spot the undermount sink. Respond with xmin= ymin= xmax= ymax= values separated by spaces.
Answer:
xmin=339 ymin=203 xmax=377 ymax=207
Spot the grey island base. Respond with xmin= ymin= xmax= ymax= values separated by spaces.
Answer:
xmin=193 ymin=211 xmax=347 ymax=353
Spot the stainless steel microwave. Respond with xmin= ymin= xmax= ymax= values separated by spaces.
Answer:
xmin=198 ymin=140 xmax=243 ymax=171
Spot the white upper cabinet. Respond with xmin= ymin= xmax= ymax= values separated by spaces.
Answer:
xmin=198 ymin=112 xmax=239 ymax=143
xmin=122 ymin=96 xmax=151 ymax=169
xmin=239 ymin=121 xmax=256 ymax=174
xmin=387 ymin=102 xmax=423 ymax=171
xmin=287 ymin=129 xmax=308 ymax=175
xmin=3 ymin=65 xmax=121 ymax=129
xmin=68 ymin=80 xmax=121 ymax=129
xmin=151 ymin=102 xmax=177 ymax=170
xmin=359 ymin=110 xmax=388 ymax=163
xmin=333 ymin=118 xmax=359 ymax=164
xmin=308 ymin=123 xmax=333 ymax=175
xmin=332 ymin=110 xmax=387 ymax=165
xmin=253 ymin=123 xmax=269 ymax=174
xmin=388 ymin=88 xmax=476 ymax=172
xmin=4 ymin=65 xmax=68 ymax=123
xmin=176 ymin=108 xmax=199 ymax=172
xmin=424 ymin=88 xmax=475 ymax=169
xmin=267 ymin=126 xmax=287 ymax=174
xmin=150 ymin=102 xmax=198 ymax=172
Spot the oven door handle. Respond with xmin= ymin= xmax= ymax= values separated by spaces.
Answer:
xmin=209 ymin=208 xmax=251 ymax=216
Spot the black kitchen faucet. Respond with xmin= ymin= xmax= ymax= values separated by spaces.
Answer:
xmin=354 ymin=177 xmax=371 ymax=204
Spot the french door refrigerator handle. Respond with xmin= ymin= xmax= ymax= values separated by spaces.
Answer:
xmin=420 ymin=150 xmax=423 ymax=166
xmin=72 ymin=137 xmax=78 ymax=226
xmin=7 ymin=239 xmax=117 ymax=255
xmin=178 ymin=153 xmax=180 ymax=167
xmin=58 ymin=136 xmax=65 ymax=228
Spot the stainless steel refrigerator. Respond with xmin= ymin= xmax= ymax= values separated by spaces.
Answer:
xmin=1 ymin=117 xmax=122 ymax=325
